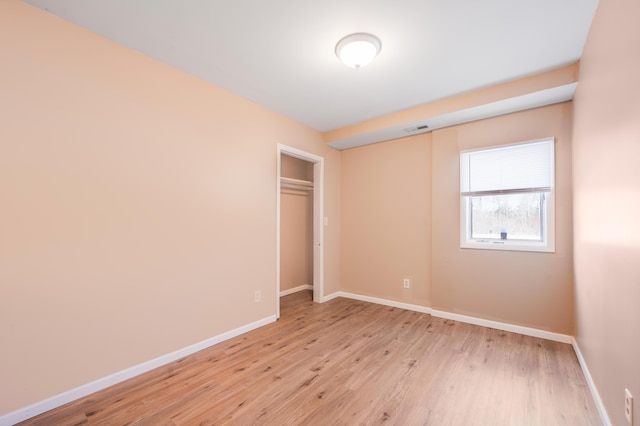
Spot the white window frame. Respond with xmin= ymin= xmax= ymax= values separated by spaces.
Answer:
xmin=459 ymin=138 xmax=556 ymax=253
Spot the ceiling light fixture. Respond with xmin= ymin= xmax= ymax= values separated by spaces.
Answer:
xmin=335 ymin=33 xmax=381 ymax=69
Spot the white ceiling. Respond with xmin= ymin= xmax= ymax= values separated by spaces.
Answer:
xmin=24 ymin=0 xmax=598 ymax=134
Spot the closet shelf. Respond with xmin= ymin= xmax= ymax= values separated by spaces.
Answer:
xmin=280 ymin=177 xmax=314 ymax=191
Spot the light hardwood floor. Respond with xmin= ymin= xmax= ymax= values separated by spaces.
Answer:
xmin=20 ymin=291 xmax=600 ymax=425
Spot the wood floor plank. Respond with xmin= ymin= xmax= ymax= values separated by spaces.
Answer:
xmin=19 ymin=291 xmax=600 ymax=425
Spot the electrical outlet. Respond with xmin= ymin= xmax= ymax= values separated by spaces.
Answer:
xmin=254 ymin=291 xmax=261 ymax=303
xmin=625 ymin=388 xmax=633 ymax=424
xmin=403 ymin=278 xmax=411 ymax=289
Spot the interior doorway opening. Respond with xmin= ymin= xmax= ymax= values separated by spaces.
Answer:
xmin=276 ymin=145 xmax=324 ymax=318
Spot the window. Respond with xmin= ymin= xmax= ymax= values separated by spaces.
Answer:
xmin=460 ymin=138 xmax=555 ymax=252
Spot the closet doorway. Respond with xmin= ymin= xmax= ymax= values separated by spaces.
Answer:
xmin=276 ymin=144 xmax=324 ymax=318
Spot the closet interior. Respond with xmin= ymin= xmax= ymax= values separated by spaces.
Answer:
xmin=279 ymin=154 xmax=314 ymax=298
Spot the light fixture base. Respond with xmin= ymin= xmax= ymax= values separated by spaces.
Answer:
xmin=335 ymin=33 xmax=381 ymax=69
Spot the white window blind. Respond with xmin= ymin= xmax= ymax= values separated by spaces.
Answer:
xmin=460 ymin=138 xmax=554 ymax=196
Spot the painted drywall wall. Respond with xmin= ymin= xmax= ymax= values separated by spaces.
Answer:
xmin=280 ymin=155 xmax=314 ymax=292
xmin=572 ymin=0 xmax=640 ymax=424
xmin=281 ymin=154 xmax=314 ymax=181
xmin=280 ymin=191 xmax=313 ymax=291
xmin=340 ymin=103 xmax=573 ymax=333
xmin=340 ymin=134 xmax=432 ymax=307
xmin=0 ymin=0 xmax=340 ymax=415
xmin=431 ymin=103 xmax=575 ymax=334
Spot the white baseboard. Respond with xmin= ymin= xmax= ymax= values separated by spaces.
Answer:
xmin=326 ymin=291 xmax=571 ymax=343
xmin=321 ymin=291 xmax=342 ymax=302
xmin=327 ymin=291 xmax=432 ymax=313
xmin=280 ymin=284 xmax=313 ymax=297
xmin=0 ymin=315 xmax=277 ymax=426
xmin=431 ymin=309 xmax=573 ymax=344
xmin=572 ymin=338 xmax=611 ymax=426
xmin=5 ymin=294 xmax=604 ymax=426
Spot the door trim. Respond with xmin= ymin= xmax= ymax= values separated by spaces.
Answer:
xmin=276 ymin=144 xmax=324 ymax=318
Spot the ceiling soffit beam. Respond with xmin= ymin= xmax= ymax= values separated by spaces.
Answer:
xmin=323 ymin=63 xmax=579 ymax=150
xmin=327 ymin=83 xmax=577 ymax=150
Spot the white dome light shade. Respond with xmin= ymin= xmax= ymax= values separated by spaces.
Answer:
xmin=335 ymin=33 xmax=381 ymax=69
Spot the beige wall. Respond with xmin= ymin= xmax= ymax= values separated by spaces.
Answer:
xmin=431 ymin=103 xmax=575 ymax=334
xmin=281 ymin=154 xmax=314 ymax=181
xmin=341 ymin=134 xmax=432 ymax=306
xmin=280 ymin=191 xmax=313 ymax=291
xmin=0 ymin=0 xmax=340 ymax=415
xmin=336 ymin=56 xmax=580 ymax=335
xmin=572 ymin=0 xmax=640 ymax=424
xmin=341 ymin=103 xmax=574 ymax=333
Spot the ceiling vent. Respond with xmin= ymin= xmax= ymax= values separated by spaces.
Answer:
xmin=403 ymin=124 xmax=429 ymax=133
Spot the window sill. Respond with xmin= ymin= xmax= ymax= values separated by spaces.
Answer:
xmin=461 ymin=240 xmax=555 ymax=253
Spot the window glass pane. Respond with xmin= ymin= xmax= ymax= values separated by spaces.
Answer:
xmin=470 ymin=193 xmax=543 ymax=241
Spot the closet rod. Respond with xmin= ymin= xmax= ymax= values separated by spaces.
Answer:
xmin=280 ymin=177 xmax=314 ymax=191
